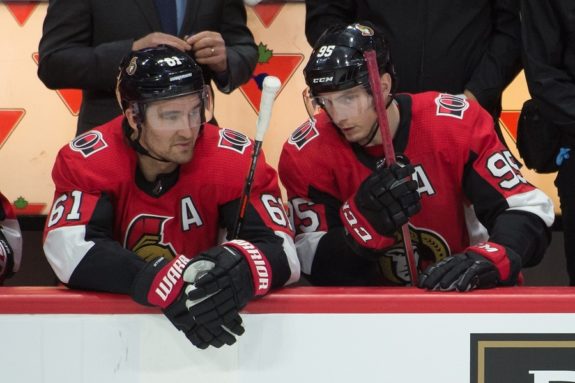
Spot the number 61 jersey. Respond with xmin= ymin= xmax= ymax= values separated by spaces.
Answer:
xmin=44 ymin=116 xmax=300 ymax=293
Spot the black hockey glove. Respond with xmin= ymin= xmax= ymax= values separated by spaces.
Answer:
xmin=183 ymin=240 xmax=272 ymax=345
xmin=0 ymin=230 xmax=16 ymax=284
xmin=131 ymin=255 xmax=237 ymax=349
xmin=340 ymin=158 xmax=421 ymax=252
xmin=418 ymin=242 xmax=522 ymax=292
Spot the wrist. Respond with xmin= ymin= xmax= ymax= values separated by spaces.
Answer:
xmin=340 ymin=199 xmax=396 ymax=251
xmin=465 ymin=242 xmax=521 ymax=284
xmin=224 ymin=240 xmax=271 ymax=296
xmin=131 ymin=255 xmax=192 ymax=308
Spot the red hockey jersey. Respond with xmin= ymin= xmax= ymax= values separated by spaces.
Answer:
xmin=279 ymin=92 xmax=553 ymax=285
xmin=44 ymin=117 xmax=299 ymax=293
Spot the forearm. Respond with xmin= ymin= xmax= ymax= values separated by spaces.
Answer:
xmin=308 ymin=228 xmax=381 ymax=286
xmin=216 ymin=0 xmax=257 ymax=91
xmin=221 ymin=44 xmax=257 ymax=92
xmin=67 ymin=242 xmax=146 ymax=294
xmin=488 ymin=210 xmax=551 ymax=268
xmin=38 ymin=40 xmax=133 ymax=91
xmin=37 ymin=0 xmax=132 ymax=91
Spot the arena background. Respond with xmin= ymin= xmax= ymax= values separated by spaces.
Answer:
xmin=0 ymin=1 xmax=566 ymax=285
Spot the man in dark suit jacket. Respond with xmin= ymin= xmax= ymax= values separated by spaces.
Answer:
xmin=38 ymin=0 xmax=257 ymax=135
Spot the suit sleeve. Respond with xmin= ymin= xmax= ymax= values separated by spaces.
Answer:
xmin=304 ymin=0 xmax=356 ymax=46
xmin=216 ymin=0 xmax=258 ymax=92
xmin=37 ymin=0 xmax=133 ymax=91
xmin=0 ymin=194 xmax=22 ymax=283
xmin=521 ymin=0 xmax=575 ymax=137
xmin=465 ymin=0 xmax=523 ymax=114
xmin=462 ymin=103 xmax=554 ymax=268
xmin=43 ymin=153 xmax=146 ymax=294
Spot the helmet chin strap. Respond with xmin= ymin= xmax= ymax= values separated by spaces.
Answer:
xmin=361 ymin=94 xmax=395 ymax=147
xmin=132 ymin=122 xmax=171 ymax=163
xmin=361 ymin=120 xmax=380 ymax=147
xmin=122 ymin=111 xmax=171 ymax=163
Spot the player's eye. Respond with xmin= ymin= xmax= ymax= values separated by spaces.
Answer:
xmin=160 ymin=111 xmax=181 ymax=121
xmin=343 ymin=94 xmax=357 ymax=103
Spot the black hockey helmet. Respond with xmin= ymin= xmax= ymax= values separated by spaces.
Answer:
xmin=116 ymin=45 xmax=206 ymax=116
xmin=304 ymin=22 xmax=396 ymax=96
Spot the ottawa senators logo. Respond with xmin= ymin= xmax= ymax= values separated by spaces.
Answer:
xmin=352 ymin=23 xmax=374 ymax=37
xmin=378 ymin=224 xmax=450 ymax=285
xmin=218 ymin=128 xmax=251 ymax=154
xmin=288 ymin=120 xmax=319 ymax=150
xmin=70 ymin=131 xmax=108 ymax=158
xmin=126 ymin=57 xmax=138 ymax=76
xmin=435 ymin=93 xmax=469 ymax=119
xmin=123 ymin=215 xmax=177 ymax=261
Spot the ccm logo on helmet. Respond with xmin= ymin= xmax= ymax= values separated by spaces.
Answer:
xmin=313 ymin=76 xmax=334 ymax=83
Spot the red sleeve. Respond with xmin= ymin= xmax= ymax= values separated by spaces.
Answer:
xmin=43 ymin=141 xmax=145 ymax=293
xmin=463 ymin=102 xmax=554 ymax=228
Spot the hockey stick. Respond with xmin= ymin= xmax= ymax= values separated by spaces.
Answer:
xmin=231 ymin=75 xmax=282 ymax=239
xmin=363 ymin=50 xmax=419 ymax=286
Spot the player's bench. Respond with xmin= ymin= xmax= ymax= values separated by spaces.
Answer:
xmin=1 ymin=286 xmax=574 ymax=382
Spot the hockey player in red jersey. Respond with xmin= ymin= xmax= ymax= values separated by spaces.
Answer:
xmin=0 ymin=192 xmax=22 ymax=284
xmin=43 ymin=45 xmax=299 ymax=348
xmin=279 ymin=23 xmax=554 ymax=290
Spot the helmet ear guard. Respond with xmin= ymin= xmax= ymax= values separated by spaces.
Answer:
xmin=201 ymin=85 xmax=214 ymax=124
xmin=129 ymin=102 xmax=146 ymax=125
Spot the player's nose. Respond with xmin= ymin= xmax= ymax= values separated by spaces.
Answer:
xmin=330 ymin=109 xmax=349 ymax=126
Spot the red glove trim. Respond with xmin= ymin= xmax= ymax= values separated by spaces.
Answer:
xmin=147 ymin=255 xmax=192 ymax=308
xmin=466 ymin=242 xmax=511 ymax=281
xmin=225 ymin=240 xmax=272 ymax=296
xmin=340 ymin=200 xmax=395 ymax=251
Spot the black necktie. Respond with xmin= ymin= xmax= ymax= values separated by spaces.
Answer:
xmin=154 ymin=0 xmax=178 ymax=36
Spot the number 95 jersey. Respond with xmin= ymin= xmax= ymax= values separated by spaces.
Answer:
xmin=279 ymin=92 xmax=554 ymax=285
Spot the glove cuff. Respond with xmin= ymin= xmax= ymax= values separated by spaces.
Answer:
xmin=224 ymin=240 xmax=271 ymax=296
xmin=131 ymin=255 xmax=192 ymax=308
xmin=465 ymin=242 xmax=521 ymax=284
xmin=340 ymin=199 xmax=396 ymax=251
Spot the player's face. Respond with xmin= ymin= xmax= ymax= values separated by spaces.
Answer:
xmin=140 ymin=93 xmax=204 ymax=164
xmin=316 ymin=85 xmax=377 ymax=145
